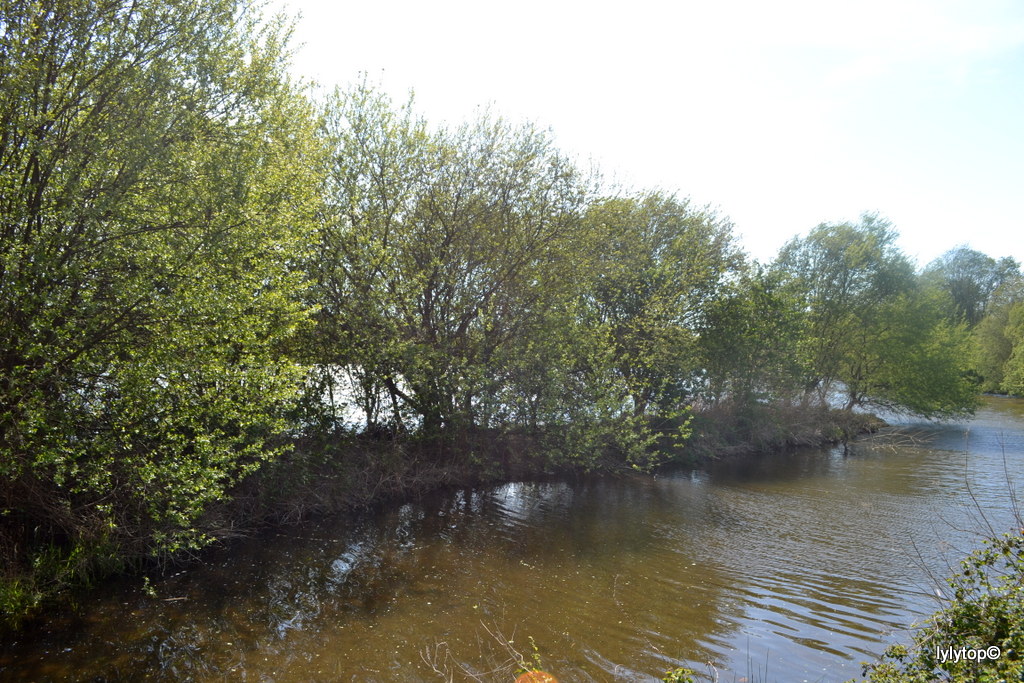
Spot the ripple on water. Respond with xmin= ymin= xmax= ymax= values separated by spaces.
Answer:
xmin=2 ymin=398 xmax=1023 ymax=681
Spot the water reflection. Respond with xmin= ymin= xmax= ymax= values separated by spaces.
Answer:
xmin=2 ymin=397 xmax=1022 ymax=681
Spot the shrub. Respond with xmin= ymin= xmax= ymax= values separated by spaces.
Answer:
xmin=856 ymin=528 xmax=1024 ymax=682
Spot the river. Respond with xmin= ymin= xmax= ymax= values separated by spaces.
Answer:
xmin=2 ymin=397 xmax=1022 ymax=681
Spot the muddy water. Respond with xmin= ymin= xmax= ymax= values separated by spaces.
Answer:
xmin=2 ymin=397 xmax=1022 ymax=682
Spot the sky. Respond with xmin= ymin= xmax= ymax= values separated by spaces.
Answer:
xmin=269 ymin=0 xmax=1024 ymax=268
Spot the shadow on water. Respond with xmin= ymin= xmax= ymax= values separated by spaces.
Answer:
xmin=2 ymin=396 xmax=1022 ymax=681
xmin=1 ymin=482 xmax=740 ymax=681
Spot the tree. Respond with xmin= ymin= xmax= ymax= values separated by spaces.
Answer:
xmin=839 ymin=288 xmax=977 ymax=417
xmin=0 ymin=0 xmax=322 ymax=580
xmin=972 ymin=276 xmax=1024 ymax=394
xmin=698 ymin=263 xmax=806 ymax=406
xmin=773 ymin=215 xmax=976 ymax=418
xmin=922 ymin=246 xmax=1021 ymax=326
xmin=1001 ymin=298 xmax=1024 ymax=396
xmin=583 ymin=192 xmax=740 ymax=418
xmin=315 ymin=85 xmax=596 ymax=441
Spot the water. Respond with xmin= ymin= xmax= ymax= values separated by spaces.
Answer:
xmin=2 ymin=397 xmax=1022 ymax=681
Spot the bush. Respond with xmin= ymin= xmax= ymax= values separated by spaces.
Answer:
xmin=855 ymin=528 xmax=1024 ymax=682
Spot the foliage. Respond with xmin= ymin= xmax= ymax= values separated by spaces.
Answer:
xmin=311 ymin=85 xmax=679 ymax=467
xmin=1002 ymin=299 xmax=1024 ymax=396
xmin=922 ymin=246 xmax=1020 ymax=327
xmin=583 ymin=192 xmax=741 ymax=418
xmin=314 ymin=85 xmax=593 ymax=437
xmin=513 ymin=635 xmax=549 ymax=678
xmin=0 ymin=0 xmax=321 ymax=603
xmin=856 ymin=528 xmax=1024 ymax=682
xmin=773 ymin=214 xmax=976 ymax=418
xmin=972 ymin=276 xmax=1024 ymax=394
xmin=698 ymin=263 xmax=806 ymax=406
xmin=924 ymin=248 xmax=1023 ymax=395
xmin=661 ymin=667 xmax=698 ymax=683
xmin=838 ymin=288 xmax=977 ymax=418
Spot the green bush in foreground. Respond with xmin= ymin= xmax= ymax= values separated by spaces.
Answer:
xmin=856 ymin=528 xmax=1024 ymax=682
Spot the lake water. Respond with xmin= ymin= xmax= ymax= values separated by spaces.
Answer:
xmin=2 ymin=397 xmax=1022 ymax=681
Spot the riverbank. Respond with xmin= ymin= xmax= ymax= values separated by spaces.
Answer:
xmin=1 ymin=404 xmax=882 ymax=631
xmin=217 ymin=403 xmax=884 ymax=528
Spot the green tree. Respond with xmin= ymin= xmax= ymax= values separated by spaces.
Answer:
xmin=1001 ymin=299 xmax=1024 ymax=395
xmin=583 ymin=192 xmax=740 ymax=419
xmin=698 ymin=263 xmax=806 ymax=406
xmin=839 ymin=288 xmax=977 ymax=418
xmin=972 ymin=276 xmax=1024 ymax=394
xmin=315 ymin=85 xmax=596 ymax=442
xmin=305 ymin=84 xmax=429 ymax=434
xmin=773 ymin=215 xmax=975 ymax=418
xmin=0 ymin=0 xmax=321 ymax=590
xmin=313 ymin=87 xmax=687 ymax=469
xmin=922 ymin=246 xmax=1020 ymax=326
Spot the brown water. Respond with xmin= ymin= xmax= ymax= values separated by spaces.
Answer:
xmin=3 ymin=397 xmax=1023 ymax=682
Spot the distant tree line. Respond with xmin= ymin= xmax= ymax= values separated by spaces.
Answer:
xmin=0 ymin=0 xmax=1019 ymax=621
xmin=923 ymin=247 xmax=1024 ymax=396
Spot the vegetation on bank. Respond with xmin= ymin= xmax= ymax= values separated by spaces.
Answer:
xmin=0 ymin=0 xmax=1021 ymax=627
xmin=854 ymin=524 xmax=1024 ymax=682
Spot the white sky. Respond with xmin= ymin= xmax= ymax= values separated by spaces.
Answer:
xmin=270 ymin=0 xmax=1024 ymax=268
